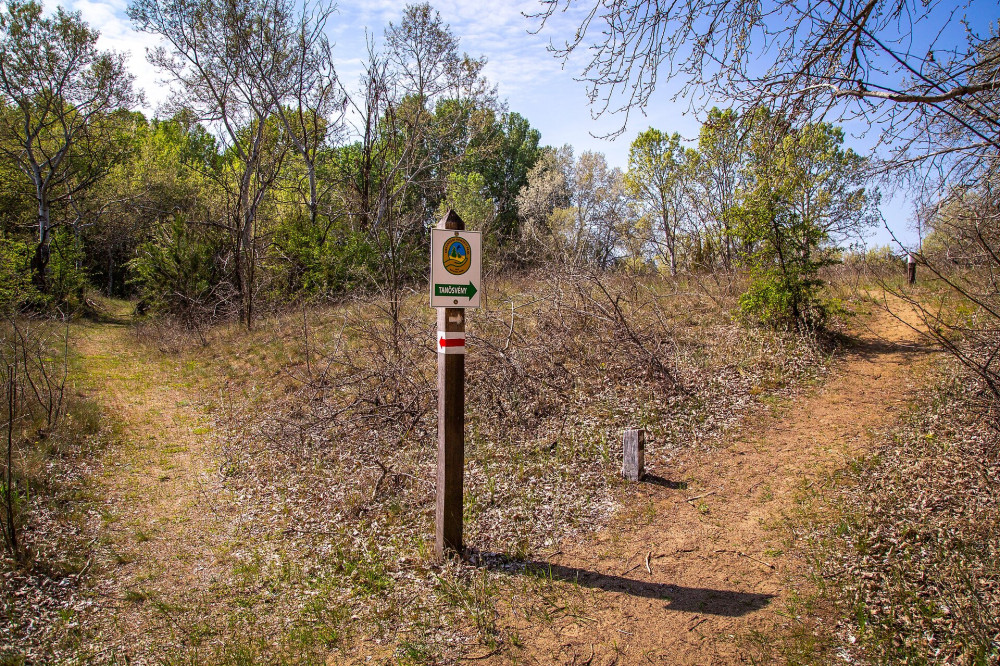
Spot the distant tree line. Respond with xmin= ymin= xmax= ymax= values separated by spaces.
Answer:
xmin=530 ymin=0 xmax=1000 ymax=412
xmin=0 ymin=0 xmax=880 ymax=330
xmin=519 ymin=108 xmax=877 ymax=327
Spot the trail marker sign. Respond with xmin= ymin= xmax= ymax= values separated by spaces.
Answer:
xmin=431 ymin=209 xmax=480 ymax=559
xmin=430 ymin=227 xmax=481 ymax=308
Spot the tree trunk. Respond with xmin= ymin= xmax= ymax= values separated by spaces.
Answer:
xmin=106 ymin=255 xmax=114 ymax=296
xmin=32 ymin=194 xmax=51 ymax=291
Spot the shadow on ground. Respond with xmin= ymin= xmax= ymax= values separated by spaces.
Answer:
xmin=838 ymin=323 xmax=938 ymax=362
xmin=471 ymin=552 xmax=773 ymax=617
xmin=641 ymin=474 xmax=687 ymax=489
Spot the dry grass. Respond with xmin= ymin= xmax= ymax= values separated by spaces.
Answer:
xmin=180 ymin=269 xmax=835 ymax=663
xmin=2 ymin=271 xmax=844 ymax=664
xmin=1 ymin=385 xmax=107 ymax=663
xmin=803 ymin=364 xmax=1000 ymax=664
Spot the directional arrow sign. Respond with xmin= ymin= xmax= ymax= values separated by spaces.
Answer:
xmin=434 ymin=282 xmax=477 ymax=299
xmin=429 ymin=228 xmax=481 ymax=308
xmin=437 ymin=330 xmax=465 ymax=354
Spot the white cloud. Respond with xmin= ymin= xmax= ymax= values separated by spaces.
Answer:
xmin=61 ymin=0 xmax=167 ymax=112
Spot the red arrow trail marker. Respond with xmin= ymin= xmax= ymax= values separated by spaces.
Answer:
xmin=438 ymin=331 xmax=466 ymax=354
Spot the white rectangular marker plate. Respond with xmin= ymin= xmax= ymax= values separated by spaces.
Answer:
xmin=430 ymin=229 xmax=481 ymax=308
xmin=436 ymin=330 xmax=466 ymax=354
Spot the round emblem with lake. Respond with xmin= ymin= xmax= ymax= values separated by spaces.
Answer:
xmin=442 ymin=236 xmax=471 ymax=275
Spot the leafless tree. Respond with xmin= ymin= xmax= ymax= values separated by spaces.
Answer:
xmin=895 ymin=184 xmax=1000 ymax=427
xmin=249 ymin=0 xmax=346 ymax=233
xmin=2 ymin=362 xmax=17 ymax=557
xmin=518 ymin=146 xmax=631 ymax=268
xmin=1 ymin=314 xmax=70 ymax=559
xmin=338 ymin=7 xmax=499 ymax=345
xmin=530 ymin=0 xmax=999 ymax=186
xmin=532 ymin=0 xmax=1000 ymax=411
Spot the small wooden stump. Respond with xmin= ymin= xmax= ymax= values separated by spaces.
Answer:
xmin=622 ymin=429 xmax=645 ymax=481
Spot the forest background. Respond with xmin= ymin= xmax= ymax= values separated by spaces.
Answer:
xmin=0 ymin=0 xmax=898 ymax=332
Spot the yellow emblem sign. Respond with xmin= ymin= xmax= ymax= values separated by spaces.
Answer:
xmin=442 ymin=236 xmax=471 ymax=275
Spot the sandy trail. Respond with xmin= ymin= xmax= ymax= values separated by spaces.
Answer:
xmin=503 ymin=302 xmax=936 ymax=665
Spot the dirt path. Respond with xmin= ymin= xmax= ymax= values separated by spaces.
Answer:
xmin=70 ymin=319 xmax=238 ymax=661
xmin=504 ymin=302 xmax=937 ymax=664
xmin=64 ymin=300 xmax=935 ymax=664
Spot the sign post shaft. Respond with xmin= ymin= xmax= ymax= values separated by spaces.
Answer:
xmin=436 ymin=212 xmax=465 ymax=558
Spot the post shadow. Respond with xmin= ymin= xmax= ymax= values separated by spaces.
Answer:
xmin=641 ymin=474 xmax=687 ymax=490
xmin=472 ymin=552 xmax=773 ymax=617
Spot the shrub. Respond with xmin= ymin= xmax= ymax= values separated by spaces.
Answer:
xmin=128 ymin=215 xmax=232 ymax=324
xmin=738 ymin=267 xmax=826 ymax=329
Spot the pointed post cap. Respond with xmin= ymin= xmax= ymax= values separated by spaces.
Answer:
xmin=439 ymin=209 xmax=465 ymax=231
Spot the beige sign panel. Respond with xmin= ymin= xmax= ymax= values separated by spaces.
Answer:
xmin=429 ymin=228 xmax=481 ymax=308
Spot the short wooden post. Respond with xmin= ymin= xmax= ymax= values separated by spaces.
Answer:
xmin=907 ymin=252 xmax=917 ymax=285
xmin=436 ymin=212 xmax=465 ymax=558
xmin=622 ymin=429 xmax=645 ymax=481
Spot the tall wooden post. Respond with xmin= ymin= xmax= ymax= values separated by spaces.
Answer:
xmin=436 ymin=212 xmax=465 ymax=558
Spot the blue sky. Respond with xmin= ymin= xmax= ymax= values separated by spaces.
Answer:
xmin=65 ymin=0 xmax=936 ymax=249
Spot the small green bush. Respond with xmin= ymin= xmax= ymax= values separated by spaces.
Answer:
xmin=128 ymin=215 xmax=230 ymax=321
xmin=738 ymin=268 xmax=826 ymax=329
xmin=269 ymin=212 xmax=376 ymax=298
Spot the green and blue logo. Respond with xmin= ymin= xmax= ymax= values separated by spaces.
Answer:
xmin=442 ymin=236 xmax=471 ymax=275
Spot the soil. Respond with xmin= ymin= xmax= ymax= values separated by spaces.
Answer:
xmin=494 ymin=300 xmax=938 ymax=664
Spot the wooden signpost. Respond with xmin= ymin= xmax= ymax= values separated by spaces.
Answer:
xmin=430 ymin=210 xmax=481 ymax=558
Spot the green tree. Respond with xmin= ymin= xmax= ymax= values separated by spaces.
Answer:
xmin=129 ymin=213 xmax=229 ymax=325
xmin=439 ymin=172 xmax=494 ymax=232
xmin=0 ymin=0 xmax=138 ymax=291
xmin=437 ymin=171 xmax=500 ymax=266
xmin=625 ymin=128 xmax=692 ymax=275
xmin=0 ymin=234 xmax=34 ymax=313
xmin=735 ymin=111 xmax=876 ymax=328
xmin=516 ymin=145 xmax=572 ymax=263
xmin=475 ymin=111 xmax=541 ymax=256
xmin=694 ymin=108 xmax=745 ymax=269
xmin=130 ymin=0 xmax=303 ymax=327
xmin=81 ymin=111 xmax=219 ymax=298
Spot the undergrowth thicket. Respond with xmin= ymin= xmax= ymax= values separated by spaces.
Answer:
xmin=1 ymin=317 xmax=107 ymax=663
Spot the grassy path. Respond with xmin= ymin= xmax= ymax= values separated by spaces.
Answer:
xmin=70 ymin=318 xmax=239 ymax=663
xmin=499 ymin=301 xmax=938 ymax=665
